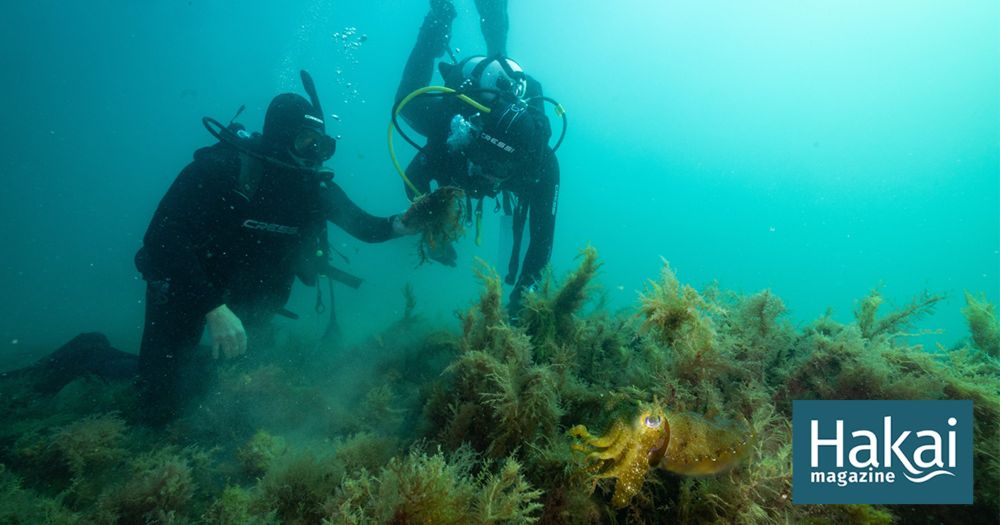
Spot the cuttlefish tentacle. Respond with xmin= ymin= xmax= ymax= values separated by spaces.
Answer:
xmin=585 ymin=421 xmax=627 ymax=448
xmin=569 ymin=408 xmax=670 ymax=507
xmin=571 ymin=421 xmax=631 ymax=463
xmin=589 ymin=432 xmax=631 ymax=462
xmin=569 ymin=407 xmax=752 ymax=508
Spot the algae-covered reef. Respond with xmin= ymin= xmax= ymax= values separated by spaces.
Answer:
xmin=0 ymin=248 xmax=997 ymax=524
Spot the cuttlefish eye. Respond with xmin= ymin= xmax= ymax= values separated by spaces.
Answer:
xmin=644 ymin=415 xmax=662 ymax=429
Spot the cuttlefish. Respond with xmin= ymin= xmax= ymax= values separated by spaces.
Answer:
xmin=569 ymin=405 xmax=752 ymax=507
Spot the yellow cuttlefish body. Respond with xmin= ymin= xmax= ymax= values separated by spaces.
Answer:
xmin=569 ymin=406 xmax=751 ymax=508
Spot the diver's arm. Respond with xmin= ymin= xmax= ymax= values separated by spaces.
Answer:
xmin=139 ymin=161 xmax=227 ymax=318
xmin=321 ymin=181 xmax=399 ymax=242
xmin=395 ymin=2 xmax=456 ymax=136
xmin=474 ymin=0 xmax=509 ymax=57
xmin=511 ymin=150 xmax=559 ymax=309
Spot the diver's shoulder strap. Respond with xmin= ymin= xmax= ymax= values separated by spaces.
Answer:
xmin=235 ymin=154 xmax=264 ymax=200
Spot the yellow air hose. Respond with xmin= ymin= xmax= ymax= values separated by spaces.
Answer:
xmin=388 ymin=86 xmax=491 ymax=200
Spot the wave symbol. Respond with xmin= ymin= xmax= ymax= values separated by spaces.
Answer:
xmin=904 ymin=470 xmax=955 ymax=483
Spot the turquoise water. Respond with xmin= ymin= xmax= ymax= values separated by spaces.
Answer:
xmin=0 ymin=0 xmax=996 ymax=353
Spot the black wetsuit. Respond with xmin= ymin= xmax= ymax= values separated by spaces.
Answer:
xmin=134 ymin=142 xmax=396 ymax=420
xmin=396 ymin=16 xmax=560 ymax=310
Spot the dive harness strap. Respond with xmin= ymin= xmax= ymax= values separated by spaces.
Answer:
xmin=320 ymin=274 xmax=340 ymax=344
xmin=463 ymin=190 xmax=526 ymax=280
xmin=314 ymin=225 xmax=360 ymax=345
xmin=506 ymin=197 xmax=529 ymax=285
xmin=475 ymin=198 xmax=485 ymax=246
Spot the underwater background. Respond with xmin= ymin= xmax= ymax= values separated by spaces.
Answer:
xmin=0 ymin=1 xmax=998 ymax=523
xmin=0 ymin=0 xmax=996 ymax=354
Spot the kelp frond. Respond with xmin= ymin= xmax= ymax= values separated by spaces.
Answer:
xmin=520 ymin=246 xmax=603 ymax=348
xmin=963 ymin=291 xmax=1000 ymax=358
xmin=854 ymin=287 xmax=945 ymax=340
xmin=638 ymin=259 xmax=716 ymax=356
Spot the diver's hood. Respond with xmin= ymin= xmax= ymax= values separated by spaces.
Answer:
xmin=201 ymin=70 xmax=337 ymax=177
xmin=262 ymin=93 xmax=325 ymax=153
xmin=439 ymin=55 xmax=527 ymax=100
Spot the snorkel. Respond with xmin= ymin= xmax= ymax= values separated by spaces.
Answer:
xmin=300 ymin=69 xmax=324 ymax=119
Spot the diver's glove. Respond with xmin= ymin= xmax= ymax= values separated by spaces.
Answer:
xmin=401 ymin=186 xmax=465 ymax=232
xmin=391 ymin=214 xmax=418 ymax=237
xmin=420 ymin=0 xmax=457 ymax=57
xmin=402 ymin=187 xmax=466 ymax=266
xmin=205 ymin=304 xmax=247 ymax=359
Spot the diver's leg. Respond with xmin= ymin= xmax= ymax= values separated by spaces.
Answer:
xmin=226 ymin=279 xmax=291 ymax=359
xmin=136 ymin=282 xmax=205 ymax=426
xmin=396 ymin=0 xmax=457 ymax=104
xmin=474 ymin=0 xmax=509 ymax=57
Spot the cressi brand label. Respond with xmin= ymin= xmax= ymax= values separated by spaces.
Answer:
xmin=242 ymin=219 xmax=299 ymax=235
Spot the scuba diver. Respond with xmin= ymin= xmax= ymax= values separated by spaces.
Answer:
xmin=392 ymin=0 xmax=565 ymax=315
xmin=133 ymin=71 xmax=430 ymax=425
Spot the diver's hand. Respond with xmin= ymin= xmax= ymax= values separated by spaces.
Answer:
xmin=425 ymin=240 xmax=458 ymax=267
xmin=392 ymin=214 xmax=418 ymax=237
xmin=205 ymin=304 xmax=247 ymax=359
xmin=402 ymin=186 xmax=465 ymax=229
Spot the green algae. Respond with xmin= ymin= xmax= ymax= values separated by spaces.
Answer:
xmin=329 ymin=447 xmax=542 ymax=524
xmin=404 ymin=186 xmax=467 ymax=266
xmin=963 ymin=291 xmax=1000 ymax=358
xmin=0 ymin=248 xmax=995 ymax=524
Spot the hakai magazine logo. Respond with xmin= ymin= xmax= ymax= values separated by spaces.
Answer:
xmin=792 ymin=400 xmax=972 ymax=504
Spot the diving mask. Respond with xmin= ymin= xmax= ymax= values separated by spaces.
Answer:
xmin=292 ymin=127 xmax=336 ymax=164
